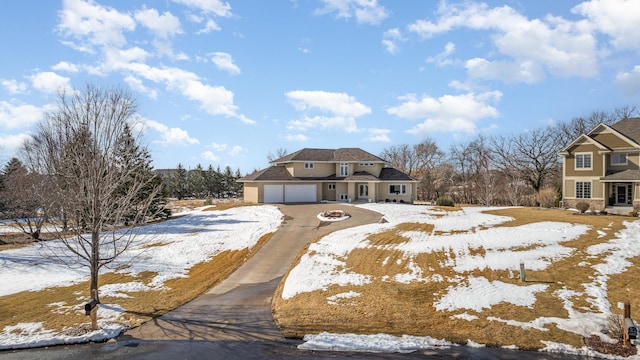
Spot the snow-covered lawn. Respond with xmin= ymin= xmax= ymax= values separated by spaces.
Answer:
xmin=281 ymin=203 xmax=640 ymax=358
xmin=0 ymin=205 xmax=282 ymax=350
xmin=2 ymin=203 xmax=640 ymax=358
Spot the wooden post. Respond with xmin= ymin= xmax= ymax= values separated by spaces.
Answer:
xmin=625 ymin=302 xmax=631 ymax=319
xmin=519 ymin=262 xmax=526 ymax=283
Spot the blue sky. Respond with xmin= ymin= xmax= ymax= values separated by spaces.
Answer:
xmin=1 ymin=0 xmax=639 ymax=173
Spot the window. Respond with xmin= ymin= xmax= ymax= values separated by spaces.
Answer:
xmin=340 ymin=162 xmax=349 ymax=176
xmin=304 ymin=162 xmax=314 ymax=169
xmin=389 ymin=184 xmax=407 ymax=195
xmin=359 ymin=162 xmax=374 ymax=166
xmin=575 ymin=153 xmax=592 ymax=169
xmin=339 ymin=194 xmax=349 ymax=200
xmin=612 ymin=153 xmax=627 ymax=165
xmin=328 ymin=183 xmax=336 ymax=190
xmin=576 ymin=182 xmax=591 ymax=198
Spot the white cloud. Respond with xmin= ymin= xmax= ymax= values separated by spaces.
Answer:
xmin=382 ymin=28 xmax=406 ymax=54
xmin=285 ymin=133 xmax=309 ymax=142
xmin=365 ymin=128 xmax=391 ymax=142
xmin=210 ymin=142 xmax=228 ymax=151
xmin=57 ymin=0 xmax=136 ymax=52
xmin=387 ymin=91 xmax=501 ymax=135
xmin=465 ymin=58 xmax=545 ymax=83
xmin=616 ymin=65 xmax=640 ymax=95
xmin=29 ymin=72 xmax=73 ymax=94
xmin=286 ymin=90 xmax=371 ymax=133
xmin=426 ymin=42 xmax=456 ymax=67
xmin=315 ymin=0 xmax=389 ymax=25
xmin=171 ymin=0 xmax=232 ymax=17
xmin=135 ymin=7 xmax=182 ymax=39
xmin=124 ymin=76 xmax=158 ymax=99
xmin=51 ymin=61 xmax=79 ymax=73
xmin=573 ymin=0 xmax=640 ymax=52
xmin=144 ymin=119 xmax=199 ymax=145
xmin=0 ymin=133 xmax=32 ymax=153
xmin=0 ymin=101 xmax=52 ymax=130
xmin=407 ymin=2 xmax=599 ymax=81
xmin=211 ymin=52 xmax=241 ymax=75
xmin=196 ymin=19 xmax=221 ymax=34
xmin=228 ymin=145 xmax=245 ymax=155
xmin=116 ymin=62 xmax=254 ymax=124
xmin=201 ymin=150 xmax=219 ymax=162
xmin=1 ymin=79 xmax=27 ymax=94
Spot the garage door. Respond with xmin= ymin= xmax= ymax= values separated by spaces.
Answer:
xmin=263 ymin=185 xmax=283 ymax=203
xmin=284 ymin=184 xmax=317 ymax=203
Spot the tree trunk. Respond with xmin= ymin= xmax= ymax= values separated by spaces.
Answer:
xmin=91 ymin=229 xmax=100 ymax=303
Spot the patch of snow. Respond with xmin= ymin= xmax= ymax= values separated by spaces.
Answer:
xmin=299 ymin=332 xmax=453 ymax=353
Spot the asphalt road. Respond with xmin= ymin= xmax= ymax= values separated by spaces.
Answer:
xmin=0 ymin=203 xmax=585 ymax=359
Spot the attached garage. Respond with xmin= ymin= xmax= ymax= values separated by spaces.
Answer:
xmin=263 ymin=185 xmax=284 ymax=203
xmin=284 ymin=184 xmax=317 ymax=203
xmin=263 ymin=184 xmax=317 ymax=203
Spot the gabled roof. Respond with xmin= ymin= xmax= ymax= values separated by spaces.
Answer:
xmin=271 ymin=148 xmax=386 ymax=164
xmin=559 ymin=134 xmax=609 ymax=154
xmin=238 ymin=165 xmax=418 ymax=183
xmin=610 ymin=117 xmax=640 ymax=146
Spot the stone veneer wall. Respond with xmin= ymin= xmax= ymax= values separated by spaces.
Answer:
xmin=563 ymin=199 xmax=605 ymax=211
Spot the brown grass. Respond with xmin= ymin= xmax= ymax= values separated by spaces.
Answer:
xmin=273 ymin=206 xmax=636 ymax=351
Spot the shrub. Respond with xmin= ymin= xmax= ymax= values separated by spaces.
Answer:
xmin=576 ymin=201 xmax=590 ymax=213
xmin=436 ymin=197 xmax=455 ymax=207
xmin=536 ymin=188 xmax=556 ymax=208
xmin=630 ymin=211 xmax=638 ymax=217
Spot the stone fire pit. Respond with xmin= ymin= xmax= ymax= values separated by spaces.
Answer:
xmin=317 ymin=209 xmax=351 ymax=222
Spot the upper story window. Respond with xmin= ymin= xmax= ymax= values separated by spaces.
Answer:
xmin=612 ymin=153 xmax=627 ymax=165
xmin=575 ymin=153 xmax=592 ymax=170
xmin=328 ymin=183 xmax=336 ymax=190
xmin=340 ymin=162 xmax=349 ymax=176
xmin=304 ymin=162 xmax=314 ymax=169
xmin=359 ymin=162 xmax=374 ymax=166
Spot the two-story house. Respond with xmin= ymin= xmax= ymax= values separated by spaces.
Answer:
xmin=559 ymin=117 xmax=640 ymax=212
xmin=239 ymin=148 xmax=418 ymax=204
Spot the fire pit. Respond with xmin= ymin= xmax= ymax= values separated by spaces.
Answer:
xmin=317 ymin=210 xmax=351 ymax=222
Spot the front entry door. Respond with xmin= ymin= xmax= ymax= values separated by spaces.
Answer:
xmin=359 ymin=184 xmax=368 ymax=198
xmin=617 ymin=185 xmax=627 ymax=204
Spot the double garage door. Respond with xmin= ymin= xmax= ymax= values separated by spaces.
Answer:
xmin=264 ymin=184 xmax=317 ymax=203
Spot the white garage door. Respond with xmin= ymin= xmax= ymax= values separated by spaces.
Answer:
xmin=284 ymin=184 xmax=317 ymax=203
xmin=263 ymin=185 xmax=284 ymax=203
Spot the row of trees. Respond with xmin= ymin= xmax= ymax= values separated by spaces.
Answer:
xmin=160 ymin=164 xmax=243 ymax=200
xmin=381 ymin=106 xmax=638 ymax=206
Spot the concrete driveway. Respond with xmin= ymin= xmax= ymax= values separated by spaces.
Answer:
xmin=120 ymin=203 xmax=383 ymax=342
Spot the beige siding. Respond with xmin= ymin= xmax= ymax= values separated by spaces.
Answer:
xmin=592 ymin=179 xmax=603 ymax=198
xmin=353 ymin=163 xmax=383 ymax=177
xmin=290 ymin=162 xmax=335 ymax=177
xmin=565 ymin=144 xmax=604 ymax=177
xmin=592 ymin=132 xmax=635 ymax=148
xmin=608 ymin=153 xmax=640 ymax=171
xmin=564 ymin=179 xmax=575 ymax=197
xmin=242 ymin=183 xmax=259 ymax=204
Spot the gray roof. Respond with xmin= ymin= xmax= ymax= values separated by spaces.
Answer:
xmin=600 ymin=169 xmax=640 ymax=182
xmin=239 ymin=165 xmax=417 ymax=183
xmin=610 ymin=117 xmax=640 ymax=145
xmin=272 ymin=148 xmax=386 ymax=164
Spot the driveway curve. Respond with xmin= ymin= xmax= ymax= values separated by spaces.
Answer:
xmin=120 ymin=203 xmax=383 ymax=342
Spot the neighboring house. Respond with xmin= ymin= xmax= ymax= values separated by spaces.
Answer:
xmin=239 ymin=148 xmax=418 ymax=204
xmin=559 ymin=117 xmax=640 ymax=212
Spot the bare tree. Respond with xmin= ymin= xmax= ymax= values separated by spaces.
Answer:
xmin=555 ymin=106 xmax=637 ymax=148
xmin=267 ymin=147 xmax=289 ymax=162
xmin=491 ymin=126 xmax=562 ymax=205
xmin=20 ymin=85 xmax=162 ymax=302
xmin=0 ymin=158 xmax=57 ymax=240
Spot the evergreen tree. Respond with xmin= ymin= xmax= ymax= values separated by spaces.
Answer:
xmin=189 ymin=164 xmax=205 ymax=199
xmin=171 ymin=163 xmax=189 ymax=199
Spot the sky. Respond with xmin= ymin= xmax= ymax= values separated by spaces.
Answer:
xmin=1 ymin=202 xmax=639 ymax=358
xmin=1 ymin=0 xmax=639 ymax=174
